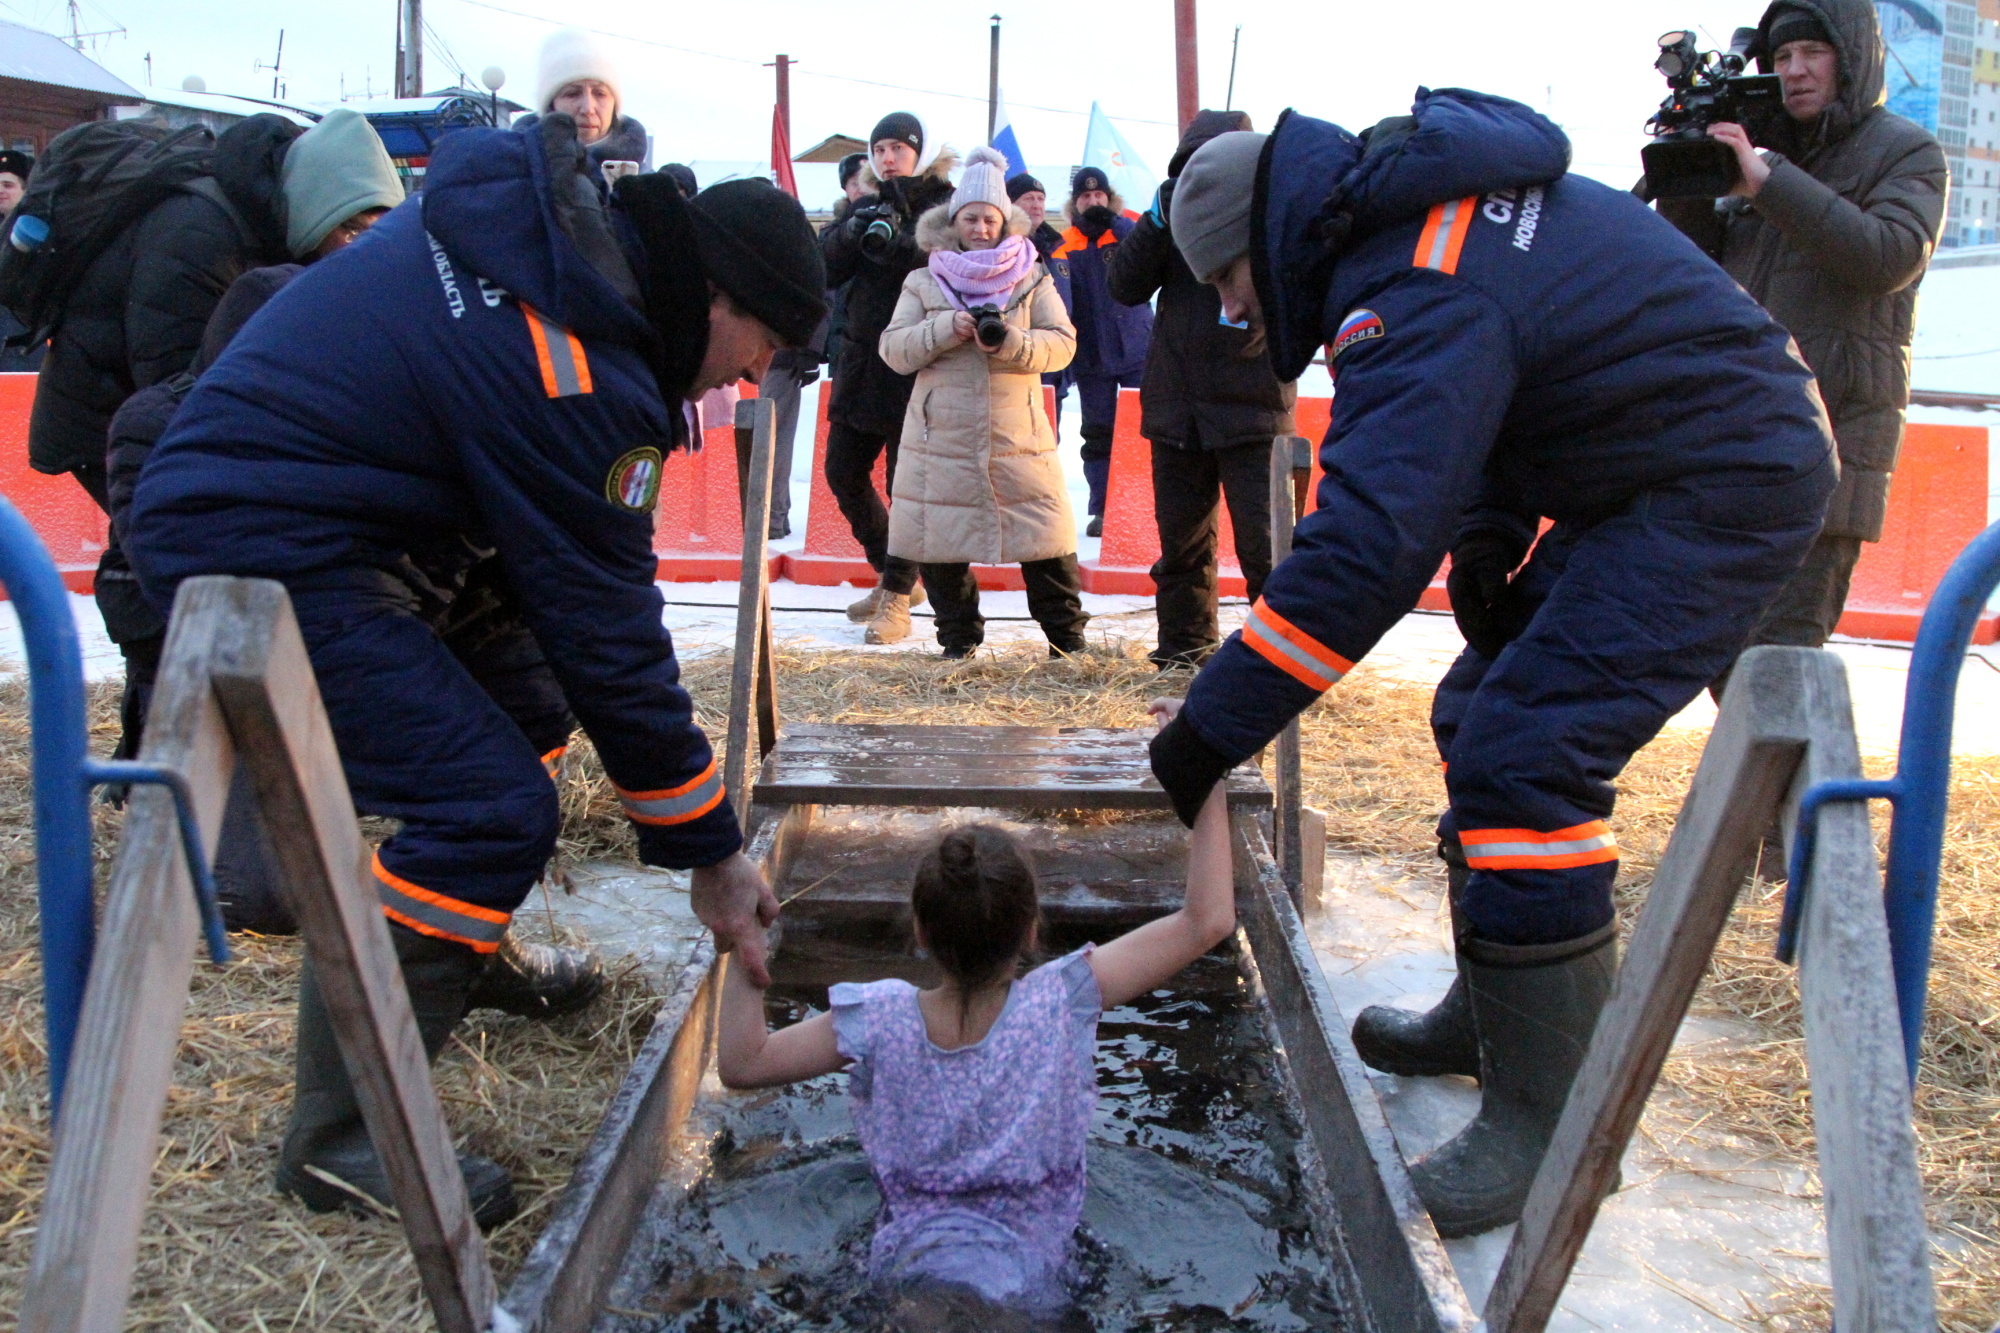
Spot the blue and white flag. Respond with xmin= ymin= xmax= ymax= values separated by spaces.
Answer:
xmin=1081 ymin=102 xmax=1157 ymax=209
xmin=991 ymin=91 xmax=1027 ymax=178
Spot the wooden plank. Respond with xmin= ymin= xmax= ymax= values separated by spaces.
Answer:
xmin=201 ymin=578 xmax=496 ymax=1333
xmin=1271 ymin=435 xmax=1304 ymax=897
xmin=777 ymin=722 xmax=1168 ymax=742
xmin=1299 ymin=806 xmax=1327 ymax=918
xmin=726 ymin=398 xmax=777 ymax=826
xmin=754 ymin=769 xmax=1273 ymax=811
xmin=497 ymin=803 xmax=814 ymax=1333
xmin=20 ymin=580 xmax=241 ymax=1333
xmin=782 ymin=873 xmax=1185 ymax=925
xmin=1232 ymin=814 xmax=1479 ymax=1333
xmin=1484 ymin=647 xmax=1824 ymax=1331
xmin=1787 ymin=661 xmax=1934 ymax=1330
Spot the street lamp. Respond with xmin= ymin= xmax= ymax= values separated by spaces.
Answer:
xmin=480 ymin=65 xmax=506 ymax=128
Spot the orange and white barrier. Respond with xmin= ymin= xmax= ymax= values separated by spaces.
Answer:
xmin=652 ymin=381 xmax=783 ymax=583
xmin=0 ymin=374 xmax=106 ymax=599
xmin=1841 ymin=421 xmax=1999 ymax=643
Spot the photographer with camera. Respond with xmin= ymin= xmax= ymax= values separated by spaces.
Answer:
xmin=876 ymin=146 xmax=1082 ymax=659
xmin=820 ymin=113 xmax=957 ymax=642
xmin=1147 ymin=89 xmax=1835 ymax=1236
xmin=1652 ymin=0 xmax=1945 ymax=661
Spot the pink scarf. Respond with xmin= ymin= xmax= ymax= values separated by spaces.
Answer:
xmin=927 ymin=234 xmax=1036 ymax=311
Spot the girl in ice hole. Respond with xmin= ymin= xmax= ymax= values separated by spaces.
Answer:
xmin=715 ymin=700 xmax=1235 ymax=1314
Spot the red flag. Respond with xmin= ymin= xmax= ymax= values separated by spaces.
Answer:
xmin=771 ymin=105 xmax=799 ymax=198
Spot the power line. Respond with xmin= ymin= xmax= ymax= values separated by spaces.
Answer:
xmin=441 ymin=0 xmax=1174 ymax=127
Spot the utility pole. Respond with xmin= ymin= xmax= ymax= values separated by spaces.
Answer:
xmin=987 ymin=15 xmax=1001 ymax=144
xmin=1225 ymin=25 xmax=1240 ymax=112
xmin=770 ymin=53 xmax=792 ymax=149
xmin=1173 ymin=0 xmax=1198 ymax=131
xmin=256 ymin=30 xmax=286 ymax=101
xmin=396 ymin=0 xmax=424 ymax=98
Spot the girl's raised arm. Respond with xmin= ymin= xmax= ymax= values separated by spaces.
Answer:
xmin=1089 ymin=702 xmax=1237 ymax=1009
xmin=716 ymin=947 xmax=849 ymax=1089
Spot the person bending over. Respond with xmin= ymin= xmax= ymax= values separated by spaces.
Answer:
xmin=717 ymin=707 xmax=1234 ymax=1315
xmin=873 ymin=146 xmax=1084 ymax=656
xmin=128 ymin=115 xmax=824 ymax=1228
xmin=1149 ymin=90 xmax=1834 ymax=1237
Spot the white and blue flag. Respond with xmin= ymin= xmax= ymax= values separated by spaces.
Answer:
xmin=991 ymin=91 xmax=1027 ymax=178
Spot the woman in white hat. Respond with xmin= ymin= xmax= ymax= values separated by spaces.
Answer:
xmin=529 ymin=26 xmax=648 ymax=170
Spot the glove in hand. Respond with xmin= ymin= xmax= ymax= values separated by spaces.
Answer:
xmin=1079 ymin=204 xmax=1117 ymax=238
xmin=1447 ymin=528 xmax=1533 ymax=659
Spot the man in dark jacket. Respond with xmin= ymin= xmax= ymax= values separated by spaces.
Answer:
xmin=1053 ymin=165 xmax=1153 ymax=530
xmin=1658 ymin=0 xmax=1946 ymax=655
xmin=128 ymin=118 xmax=825 ymax=1227
xmin=1149 ymin=92 xmax=1834 ymax=1236
xmin=1010 ymin=171 xmax=1075 ymax=430
xmin=819 ymin=112 xmax=955 ymax=622
xmin=1106 ymin=110 xmax=1294 ymax=668
xmin=0 ymin=150 xmax=42 ymax=374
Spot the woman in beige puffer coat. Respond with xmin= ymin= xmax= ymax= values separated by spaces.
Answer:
xmin=872 ymin=145 xmax=1086 ymax=658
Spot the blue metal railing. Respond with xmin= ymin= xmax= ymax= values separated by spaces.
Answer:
xmin=0 ymin=497 xmax=225 ymax=1114
xmin=1779 ymin=519 xmax=2000 ymax=1088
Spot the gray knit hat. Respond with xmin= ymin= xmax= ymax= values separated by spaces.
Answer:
xmin=950 ymin=145 xmax=1012 ymax=220
xmin=1170 ymin=130 xmax=1267 ymax=282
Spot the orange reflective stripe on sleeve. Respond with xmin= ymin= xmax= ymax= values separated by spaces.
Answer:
xmin=522 ymin=303 xmax=593 ymax=397
xmin=1413 ymin=196 xmax=1476 ymax=275
xmin=372 ymin=851 xmax=511 ymax=952
xmin=616 ymin=760 xmax=726 ymax=826
xmin=1460 ymin=820 xmax=1618 ymax=871
xmin=540 ymin=745 xmax=568 ymax=780
xmin=1240 ymin=598 xmax=1353 ymax=692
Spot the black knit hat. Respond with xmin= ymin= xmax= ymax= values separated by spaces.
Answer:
xmin=838 ymin=152 xmax=867 ymax=187
xmin=1006 ymin=172 xmax=1046 ymax=201
xmin=684 ymin=178 xmax=827 ymax=348
xmin=0 ymin=150 xmax=31 ymax=182
xmin=1069 ymin=165 xmax=1111 ymax=199
xmin=1766 ymin=4 xmax=1834 ymax=53
xmin=870 ymin=112 xmax=923 ymax=156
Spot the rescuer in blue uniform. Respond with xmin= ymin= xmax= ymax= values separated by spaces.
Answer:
xmin=127 ymin=116 xmax=825 ymax=1227
xmin=1147 ymin=91 xmax=1836 ymax=1237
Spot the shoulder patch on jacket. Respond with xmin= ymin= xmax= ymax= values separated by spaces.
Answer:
xmin=1332 ymin=308 xmax=1384 ymax=360
xmin=1413 ymin=196 xmax=1477 ymax=275
xmin=607 ymin=447 xmax=663 ymax=512
xmin=522 ymin=303 xmax=594 ymax=398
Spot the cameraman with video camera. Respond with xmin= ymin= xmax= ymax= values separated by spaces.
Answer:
xmin=820 ymin=113 xmax=956 ymax=643
xmin=1653 ymin=0 xmax=1946 ymax=659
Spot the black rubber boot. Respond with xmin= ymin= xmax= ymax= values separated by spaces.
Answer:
xmin=276 ymin=922 xmax=520 ymax=1229
xmin=1351 ymin=838 xmax=1479 ymax=1079
xmin=1409 ymin=922 xmax=1617 ymax=1238
xmin=214 ymin=767 xmax=299 ymax=936
xmin=465 ymin=931 xmax=605 ymax=1019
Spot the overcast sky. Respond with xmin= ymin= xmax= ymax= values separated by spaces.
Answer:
xmin=21 ymin=0 xmax=1773 ymax=189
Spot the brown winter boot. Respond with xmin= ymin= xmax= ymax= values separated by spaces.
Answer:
xmin=847 ymin=578 xmax=925 ymax=621
xmin=864 ymin=593 xmax=913 ymax=644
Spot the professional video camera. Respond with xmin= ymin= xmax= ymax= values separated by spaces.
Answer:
xmin=1642 ymin=27 xmax=1784 ymax=198
xmin=967 ymin=304 xmax=1009 ymax=349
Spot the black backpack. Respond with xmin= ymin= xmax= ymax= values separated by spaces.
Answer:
xmin=0 ymin=120 xmax=217 ymax=339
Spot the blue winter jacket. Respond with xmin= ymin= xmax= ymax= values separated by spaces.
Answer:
xmin=126 ymin=126 xmax=741 ymax=868
xmin=1053 ymin=211 xmax=1152 ymax=378
xmin=1169 ymin=90 xmax=1836 ymax=773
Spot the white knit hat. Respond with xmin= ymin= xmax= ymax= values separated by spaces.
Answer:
xmin=534 ymin=27 xmax=623 ymax=116
xmin=950 ymin=145 xmax=1011 ymax=220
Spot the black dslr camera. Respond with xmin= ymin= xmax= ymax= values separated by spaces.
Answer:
xmin=854 ymin=179 xmax=911 ymax=262
xmin=1642 ymin=27 xmax=1784 ymax=198
xmin=967 ymin=304 xmax=1008 ymax=349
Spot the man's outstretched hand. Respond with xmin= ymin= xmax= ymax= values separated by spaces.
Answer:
xmin=691 ymin=851 xmax=781 ymax=986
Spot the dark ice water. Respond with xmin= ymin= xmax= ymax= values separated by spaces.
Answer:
xmin=610 ymin=954 xmax=1345 ymax=1332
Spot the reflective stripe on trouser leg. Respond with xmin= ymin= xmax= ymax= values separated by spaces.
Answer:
xmin=541 ymin=745 xmax=568 ymax=780
xmin=373 ymin=851 xmax=511 ymax=953
xmin=1460 ymin=820 xmax=1618 ymax=871
xmin=616 ymin=759 xmax=725 ymax=826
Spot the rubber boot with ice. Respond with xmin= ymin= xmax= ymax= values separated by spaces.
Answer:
xmin=276 ymin=921 xmax=519 ymax=1229
xmin=865 ymin=592 xmax=913 ymax=644
xmin=1351 ymin=838 xmax=1478 ymax=1079
xmin=1410 ymin=922 xmax=1617 ymax=1238
xmin=466 ymin=930 xmax=605 ymax=1019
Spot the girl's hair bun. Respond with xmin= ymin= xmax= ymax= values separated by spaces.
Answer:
xmin=912 ymin=824 xmax=1040 ymax=1002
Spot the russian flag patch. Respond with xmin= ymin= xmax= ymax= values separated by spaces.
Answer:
xmin=1332 ymin=308 xmax=1384 ymax=360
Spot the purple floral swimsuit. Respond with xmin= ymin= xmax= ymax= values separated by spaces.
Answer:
xmin=829 ymin=945 xmax=1102 ymax=1310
